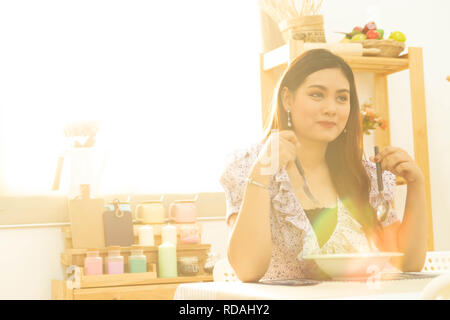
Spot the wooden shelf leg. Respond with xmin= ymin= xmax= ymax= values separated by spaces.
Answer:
xmin=288 ymin=39 xmax=304 ymax=63
xmin=374 ymin=73 xmax=391 ymax=149
xmin=52 ymin=280 xmax=74 ymax=300
xmin=408 ymin=47 xmax=434 ymax=251
xmin=259 ymin=39 xmax=305 ymax=132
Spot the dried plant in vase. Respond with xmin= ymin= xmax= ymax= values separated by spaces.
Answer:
xmin=64 ymin=120 xmax=100 ymax=148
xmin=360 ymin=98 xmax=387 ymax=135
xmin=259 ymin=0 xmax=325 ymax=42
xmin=52 ymin=120 xmax=101 ymax=192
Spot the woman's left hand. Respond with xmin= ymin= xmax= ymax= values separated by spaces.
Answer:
xmin=369 ymin=146 xmax=425 ymax=185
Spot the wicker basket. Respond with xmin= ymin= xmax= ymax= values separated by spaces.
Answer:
xmin=353 ymin=39 xmax=405 ymax=57
xmin=278 ymin=15 xmax=326 ymax=43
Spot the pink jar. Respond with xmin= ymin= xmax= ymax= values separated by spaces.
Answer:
xmin=106 ymin=246 xmax=124 ymax=274
xmin=84 ymin=249 xmax=103 ymax=275
xmin=179 ymin=224 xmax=200 ymax=244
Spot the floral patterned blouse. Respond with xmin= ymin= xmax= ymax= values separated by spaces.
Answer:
xmin=219 ymin=142 xmax=401 ymax=281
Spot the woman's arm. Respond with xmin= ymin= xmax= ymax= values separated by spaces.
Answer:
xmin=380 ymin=180 xmax=427 ymax=271
xmin=371 ymin=147 xmax=428 ymax=272
xmin=396 ymin=180 xmax=428 ymax=271
xmin=227 ymin=161 xmax=273 ymax=282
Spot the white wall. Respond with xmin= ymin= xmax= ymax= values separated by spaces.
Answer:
xmin=0 ymin=226 xmax=66 ymax=300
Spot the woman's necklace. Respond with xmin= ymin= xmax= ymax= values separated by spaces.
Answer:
xmin=294 ymin=157 xmax=321 ymax=206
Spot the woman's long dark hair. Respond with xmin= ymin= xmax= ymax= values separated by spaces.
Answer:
xmin=260 ymin=48 xmax=382 ymax=246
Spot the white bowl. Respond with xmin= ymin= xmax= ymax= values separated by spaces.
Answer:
xmin=303 ymin=252 xmax=404 ymax=280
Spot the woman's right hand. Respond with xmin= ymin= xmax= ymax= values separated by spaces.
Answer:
xmin=252 ymin=130 xmax=301 ymax=179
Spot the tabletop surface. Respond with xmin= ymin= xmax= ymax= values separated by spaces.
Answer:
xmin=174 ymin=274 xmax=442 ymax=300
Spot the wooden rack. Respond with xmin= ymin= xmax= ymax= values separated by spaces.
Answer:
xmin=260 ymin=40 xmax=434 ymax=250
xmin=52 ymin=224 xmax=213 ymax=300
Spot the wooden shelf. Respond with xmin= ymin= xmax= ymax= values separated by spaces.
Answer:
xmin=62 ymin=223 xmax=204 ymax=238
xmin=52 ymin=274 xmax=213 ymax=300
xmin=67 ymin=266 xmax=212 ymax=289
xmin=78 ymin=274 xmax=213 ymax=289
xmin=262 ymin=43 xmax=409 ymax=74
xmin=62 ymin=223 xmax=204 ymax=250
xmin=75 ymin=267 xmax=157 ymax=288
xmin=62 ymin=243 xmax=211 ymax=257
xmin=53 ymin=225 xmax=214 ymax=300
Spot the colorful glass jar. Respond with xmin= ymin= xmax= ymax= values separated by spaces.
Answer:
xmin=179 ymin=224 xmax=200 ymax=244
xmin=84 ymin=248 xmax=103 ymax=275
xmin=128 ymin=245 xmax=147 ymax=273
xmin=106 ymin=246 xmax=124 ymax=274
xmin=178 ymin=256 xmax=199 ymax=276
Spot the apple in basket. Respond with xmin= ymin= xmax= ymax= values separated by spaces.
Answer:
xmin=350 ymin=33 xmax=366 ymax=42
xmin=366 ymin=29 xmax=380 ymax=40
xmin=376 ymin=29 xmax=384 ymax=39
xmin=345 ymin=26 xmax=363 ymax=39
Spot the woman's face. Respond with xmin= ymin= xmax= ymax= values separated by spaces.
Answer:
xmin=282 ymin=68 xmax=351 ymax=143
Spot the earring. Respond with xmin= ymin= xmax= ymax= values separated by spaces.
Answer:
xmin=287 ymin=110 xmax=292 ymax=128
xmin=343 ymin=128 xmax=347 ymax=133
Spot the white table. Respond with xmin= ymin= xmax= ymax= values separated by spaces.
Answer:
xmin=173 ymin=278 xmax=436 ymax=300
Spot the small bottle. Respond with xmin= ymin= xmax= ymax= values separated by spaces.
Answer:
xmin=178 ymin=256 xmax=199 ymax=276
xmin=179 ymin=224 xmax=200 ymax=244
xmin=84 ymin=248 xmax=103 ymax=275
xmin=106 ymin=246 xmax=124 ymax=274
xmin=128 ymin=245 xmax=147 ymax=273
xmin=204 ymin=252 xmax=220 ymax=274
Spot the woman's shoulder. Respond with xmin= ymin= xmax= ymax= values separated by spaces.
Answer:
xmin=223 ymin=141 xmax=263 ymax=167
xmin=220 ymin=142 xmax=264 ymax=182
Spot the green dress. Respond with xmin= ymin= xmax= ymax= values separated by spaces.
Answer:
xmin=304 ymin=206 xmax=338 ymax=248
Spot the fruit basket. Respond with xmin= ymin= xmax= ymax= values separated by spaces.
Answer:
xmin=337 ymin=21 xmax=407 ymax=58
xmin=351 ymin=39 xmax=405 ymax=57
xmin=358 ymin=39 xmax=405 ymax=57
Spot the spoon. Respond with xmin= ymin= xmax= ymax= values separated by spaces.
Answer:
xmin=374 ymin=146 xmax=390 ymax=222
xmin=294 ymin=157 xmax=320 ymax=206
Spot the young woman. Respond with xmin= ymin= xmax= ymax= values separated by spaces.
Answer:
xmin=220 ymin=49 xmax=428 ymax=282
